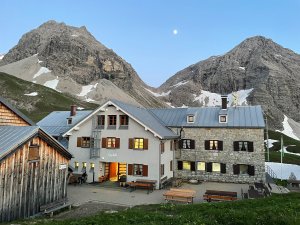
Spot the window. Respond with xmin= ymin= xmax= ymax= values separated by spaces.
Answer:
xmin=97 ymin=115 xmax=105 ymax=127
xmin=108 ymin=115 xmax=117 ymax=128
xmin=187 ymin=115 xmax=195 ymax=123
xmin=67 ymin=118 xmax=72 ymax=125
xmin=161 ymin=164 xmax=165 ymax=176
xmin=233 ymin=141 xmax=254 ymax=152
xmin=233 ymin=164 xmax=255 ymax=176
xmin=240 ymin=164 xmax=248 ymax=174
xmin=160 ymin=142 xmax=165 ymax=154
xmin=219 ymin=115 xmax=227 ymax=123
xmin=128 ymin=138 xmax=148 ymax=150
xmin=183 ymin=161 xmax=191 ymax=170
xmin=205 ymin=140 xmax=223 ymax=151
xmin=170 ymin=160 xmax=173 ymax=171
xmin=197 ymin=162 xmax=206 ymax=171
xmin=81 ymin=137 xmax=91 ymax=148
xmin=134 ymin=164 xmax=143 ymax=176
xmin=179 ymin=139 xmax=195 ymax=149
xmin=28 ymin=145 xmax=39 ymax=161
xmin=120 ymin=115 xmax=129 ymax=126
xmin=212 ymin=163 xmax=221 ymax=172
xmin=107 ymin=138 xmax=116 ymax=148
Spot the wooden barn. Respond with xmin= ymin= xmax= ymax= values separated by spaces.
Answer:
xmin=0 ymin=97 xmax=72 ymax=222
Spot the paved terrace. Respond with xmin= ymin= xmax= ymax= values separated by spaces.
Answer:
xmin=67 ymin=182 xmax=250 ymax=207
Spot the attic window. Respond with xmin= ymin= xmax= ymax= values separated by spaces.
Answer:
xmin=28 ymin=145 xmax=40 ymax=161
xmin=187 ymin=115 xmax=195 ymax=123
xmin=219 ymin=115 xmax=227 ymax=123
xmin=67 ymin=118 xmax=72 ymax=125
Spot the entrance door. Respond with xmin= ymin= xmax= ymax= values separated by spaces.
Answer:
xmin=109 ymin=162 xmax=118 ymax=181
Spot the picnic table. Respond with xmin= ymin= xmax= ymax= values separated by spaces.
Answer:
xmin=127 ymin=180 xmax=155 ymax=194
xmin=163 ymin=188 xmax=196 ymax=203
xmin=203 ymin=190 xmax=237 ymax=202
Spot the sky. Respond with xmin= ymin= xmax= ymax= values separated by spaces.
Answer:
xmin=1 ymin=0 xmax=300 ymax=87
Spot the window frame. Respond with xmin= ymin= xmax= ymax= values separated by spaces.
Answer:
xmin=81 ymin=137 xmax=91 ymax=148
xmin=106 ymin=137 xmax=117 ymax=149
xmin=97 ymin=115 xmax=105 ymax=128
xmin=108 ymin=115 xmax=117 ymax=129
xmin=133 ymin=164 xmax=143 ymax=176
xmin=219 ymin=115 xmax=227 ymax=123
xmin=187 ymin=115 xmax=195 ymax=123
xmin=119 ymin=115 xmax=129 ymax=127
xmin=28 ymin=145 xmax=40 ymax=161
xmin=133 ymin=138 xmax=144 ymax=150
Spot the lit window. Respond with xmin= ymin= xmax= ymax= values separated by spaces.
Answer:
xmin=183 ymin=161 xmax=191 ymax=170
xmin=134 ymin=138 xmax=144 ymax=149
xmin=107 ymin=138 xmax=116 ymax=148
xmin=187 ymin=115 xmax=195 ymax=123
xmin=197 ymin=162 xmax=206 ymax=171
xmin=210 ymin=140 xmax=218 ymax=150
xmin=212 ymin=163 xmax=221 ymax=172
xmin=133 ymin=164 xmax=143 ymax=176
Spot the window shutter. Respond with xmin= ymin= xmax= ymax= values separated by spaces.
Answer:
xmin=77 ymin=137 xmax=82 ymax=147
xmin=128 ymin=138 xmax=134 ymax=149
xmin=127 ymin=164 xmax=133 ymax=175
xmin=191 ymin=162 xmax=196 ymax=171
xmin=142 ymin=165 xmax=148 ymax=176
xmin=233 ymin=141 xmax=239 ymax=151
xmin=116 ymin=138 xmax=120 ymax=148
xmin=177 ymin=161 xmax=183 ymax=170
xmin=179 ymin=140 xmax=183 ymax=149
xmin=143 ymin=139 xmax=149 ymax=150
xmin=206 ymin=162 xmax=212 ymax=172
xmin=233 ymin=164 xmax=240 ymax=175
xmin=190 ymin=140 xmax=195 ymax=149
xmin=170 ymin=160 xmax=173 ymax=171
xmin=160 ymin=142 xmax=165 ymax=153
xmin=28 ymin=146 xmax=39 ymax=161
xmin=101 ymin=138 xmax=107 ymax=148
xmin=204 ymin=141 xmax=210 ymax=150
xmin=248 ymin=165 xmax=255 ymax=176
xmin=221 ymin=163 xmax=226 ymax=174
xmin=218 ymin=141 xmax=223 ymax=151
xmin=248 ymin=142 xmax=254 ymax=152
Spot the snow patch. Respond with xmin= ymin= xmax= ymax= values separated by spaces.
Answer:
xmin=275 ymin=54 xmax=282 ymax=58
xmin=0 ymin=54 xmax=4 ymax=60
xmin=238 ymin=67 xmax=245 ymax=70
xmin=24 ymin=92 xmax=38 ymax=96
xmin=265 ymin=139 xmax=279 ymax=148
xmin=171 ymin=80 xmax=189 ymax=88
xmin=193 ymin=88 xmax=254 ymax=107
xmin=277 ymin=115 xmax=300 ymax=140
xmin=77 ymin=107 xmax=85 ymax=110
xmin=77 ymin=83 xmax=98 ymax=97
xmin=44 ymin=77 xmax=59 ymax=90
xmin=71 ymin=34 xmax=79 ymax=37
xmin=145 ymin=88 xmax=171 ymax=97
xmin=180 ymin=104 xmax=188 ymax=108
xmin=85 ymin=98 xmax=96 ymax=102
xmin=33 ymin=67 xmax=51 ymax=79
xmin=266 ymin=162 xmax=300 ymax=180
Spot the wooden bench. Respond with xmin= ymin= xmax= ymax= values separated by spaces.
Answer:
xmin=163 ymin=188 xmax=196 ymax=203
xmin=127 ymin=181 xmax=155 ymax=194
xmin=203 ymin=190 xmax=237 ymax=202
xmin=40 ymin=198 xmax=71 ymax=217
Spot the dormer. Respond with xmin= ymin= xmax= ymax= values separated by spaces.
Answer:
xmin=187 ymin=114 xmax=195 ymax=123
xmin=67 ymin=117 xmax=72 ymax=125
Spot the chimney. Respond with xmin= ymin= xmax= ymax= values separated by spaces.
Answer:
xmin=70 ymin=105 xmax=77 ymax=116
xmin=221 ymin=95 xmax=228 ymax=110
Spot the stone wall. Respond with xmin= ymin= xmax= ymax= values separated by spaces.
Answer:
xmin=174 ymin=127 xmax=265 ymax=183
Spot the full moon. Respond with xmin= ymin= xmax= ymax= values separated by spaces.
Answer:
xmin=173 ymin=29 xmax=178 ymax=35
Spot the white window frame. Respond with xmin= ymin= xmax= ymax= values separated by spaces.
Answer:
xmin=219 ymin=115 xmax=227 ymax=123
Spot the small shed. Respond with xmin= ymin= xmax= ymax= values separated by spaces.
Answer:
xmin=287 ymin=179 xmax=300 ymax=190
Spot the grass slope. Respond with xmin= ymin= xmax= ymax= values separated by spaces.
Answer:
xmin=266 ymin=130 xmax=300 ymax=165
xmin=7 ymin=193 xmax=300 ymax=225
xmin=0 ymin=72 xmax=98 ymax=122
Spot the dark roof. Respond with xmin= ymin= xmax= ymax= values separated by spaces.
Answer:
xmin=0 ymin=96 xmax=35 ymax=125
xmin=37 ymin=110 xmax=92 ymax=136
xmin=0 ymin=126 xmax=72 ymax=161
xmin=150 ymin=106 xmax=265 ymax=128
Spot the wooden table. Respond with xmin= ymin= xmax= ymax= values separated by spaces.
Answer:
xmin=203 ymin=190 xmax=237 ymax=202
xmin=163 ymin=188 xmax=196 ymax=203
xmin=127 ymin=181 xmax=155 ymax=194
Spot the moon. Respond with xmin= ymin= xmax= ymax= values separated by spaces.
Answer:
xmin=173 ymin=29 xmax=178 ymax=35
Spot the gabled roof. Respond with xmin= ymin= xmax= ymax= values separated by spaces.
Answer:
xmin=63 ymin=99 xmax=178 ymax=139
xmin=0 ymin=126 xmax=72 ymax=161
xmin=0 ymin=96 xmax=35 ymax=125
xmin=37 ymin=110 xmax=93 ymax=136
xmin=150 ymin=106 xmax=265 ymax=128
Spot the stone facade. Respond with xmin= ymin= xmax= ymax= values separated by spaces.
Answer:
xmin=174 ymin=127 xmax=265 ymax=183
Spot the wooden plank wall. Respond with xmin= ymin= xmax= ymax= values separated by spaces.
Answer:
xmin=0 ymin=103 xmax=29 ymax=126
xmin=0 ymin=137 xmax=69 ymax=222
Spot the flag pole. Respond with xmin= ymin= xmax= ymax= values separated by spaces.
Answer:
xmin=281 ymin=135 xmax=283 ymax=181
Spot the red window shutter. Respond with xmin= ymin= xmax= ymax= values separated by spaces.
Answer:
xmin=128 ymin=138 xmax=134 ymax=149
xmin=77 ymin=137 xmax=82 ymax=147
xmin=102 ymin=138 xmax=107 ymax=148
xmin=116 ymin=138 xmax=120 ymax=148
xmin=143 ymin=139 xmax=148 ymax=150
xmin=142 ymin=165 xmax=148 ymax=176
xmin=204 ymin=140 xmax=210 ymax=150
xmin=128 ymin=164 xmax=133 ymax=175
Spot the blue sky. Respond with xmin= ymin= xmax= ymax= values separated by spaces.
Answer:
xmin=1 ymin=0 xmax=300 ymax=87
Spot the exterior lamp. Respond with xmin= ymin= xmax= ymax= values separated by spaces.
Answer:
xmin=90 ymin=163 xmax=95 ymax=169
xmin=82 ymin=162 xmax=87 ymax=168
xmin=74 ymin=161 xmax=79 ymax=168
